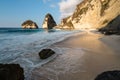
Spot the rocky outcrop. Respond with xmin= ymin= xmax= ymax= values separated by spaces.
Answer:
xmin=42 ymin=13 xmax=57 ymax=29
xmin=99 ymin=15 xmax=120 ymax=35
xmin=39 ymin=49 xmax=55 ymax=59
xmin=22 ymin=20 xmax=38 ymax=29
xmin=0 ymin=64 xmax=24 ymax=80
xmin=95 ymin=70 xmax=120 ymax=80
xmin=58 ymin=0 xmax=120 ymax=30
xmin=56 ymin=16 xmax=74 ymax=30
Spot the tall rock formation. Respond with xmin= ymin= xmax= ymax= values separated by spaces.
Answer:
xmin=42 ymin=13 xmax=57 ymax=29
xmin=22 ymin=20 xmax=38 ymax=29
xmin=58 ymin=0 xmax=120 ymax=30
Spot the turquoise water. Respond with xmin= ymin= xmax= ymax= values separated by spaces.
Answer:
xmin=0 ymin=28 xmax=81 ymax=62
xmin=0 ymin=28 xmax=81 ymax=79
xmin=0 ymin=28 xmax=44 ymax=34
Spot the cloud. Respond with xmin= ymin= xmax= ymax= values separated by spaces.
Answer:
xmin=50 ymin=4 xmax=56 ymax=8
xmin=43 ymin=0 xmax=51 ymax=3
xmin=59 ymin=0 xmax=83 ymax=19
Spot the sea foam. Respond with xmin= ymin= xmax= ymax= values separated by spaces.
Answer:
xmin=0 ymin=28 xmax=82 ymax=79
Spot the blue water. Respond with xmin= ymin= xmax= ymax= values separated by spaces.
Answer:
xmin=0 ymin=28 xmax=81 ymax=79
xmin=0 ymin=28 xmax=44 ymax=34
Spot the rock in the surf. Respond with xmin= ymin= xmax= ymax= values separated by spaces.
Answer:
xmin=39 ymin=49 xmax=55 ymax=59
xmin=22 ymin=20 xmax=38 ymax=29
xmin=95 ymin=70 xmax=120 ymax=80
xmin=0 ymin=64 xmax=24 ymax=80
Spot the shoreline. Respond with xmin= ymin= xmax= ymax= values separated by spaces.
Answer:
xmin=30 ymin=30 xmax=120 ymax=80
xmin=100 ymin=35 xmax=120 ymax=53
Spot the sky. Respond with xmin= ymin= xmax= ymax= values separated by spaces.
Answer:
xmin=0 ymin=0 xmax=82 ymax=28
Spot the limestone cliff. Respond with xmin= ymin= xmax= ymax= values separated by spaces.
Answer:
xmin=58 ymin=0 xmax=120 ymax=29
xmin=22 ymin=20 xmax=38 ymax=29
xmin=42 ymin=13 xmax=57 ymax=29
xmin=103 ymin=15 xmax=120 ymax=30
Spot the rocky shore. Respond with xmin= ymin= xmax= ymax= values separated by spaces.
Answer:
xmin=3 ymin=0 xmax=120 ymax=79
xmin=98 ymin=15 xmax=120 ymax=35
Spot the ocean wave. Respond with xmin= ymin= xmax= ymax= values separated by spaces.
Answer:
xmin=0 ymin=29 xmax=81 ymax=62
xmin=0 ymin=28 xmax=82 ymax=80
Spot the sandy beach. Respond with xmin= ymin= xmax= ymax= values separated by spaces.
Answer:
xmin=31 ymin=30 xmax=120 ymax=80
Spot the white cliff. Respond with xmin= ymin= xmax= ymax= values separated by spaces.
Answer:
xmin=58 ymin=0 xmax=120 ymax=30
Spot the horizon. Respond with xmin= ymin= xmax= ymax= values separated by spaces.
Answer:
xmin=0 ymin=0 xmax=83 ymax=28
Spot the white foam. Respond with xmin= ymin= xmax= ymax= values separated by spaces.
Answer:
xmin=0 ymin=30 xmax=83 ymax=80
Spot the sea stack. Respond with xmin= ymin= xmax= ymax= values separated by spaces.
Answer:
xmin=22 ymin=20 xmax=38 ymax=29
xmin=42 ymin=13 xmax=57 ymax=29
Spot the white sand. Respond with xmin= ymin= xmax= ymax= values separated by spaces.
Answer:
xmin=31 ymin=30 xmax=120 ymax=80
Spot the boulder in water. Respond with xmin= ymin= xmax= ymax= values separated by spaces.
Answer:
xmin=0 ymin=64 xmax=24 ymax=80
xmin=39 ymin=49 xmax=55 ymax=59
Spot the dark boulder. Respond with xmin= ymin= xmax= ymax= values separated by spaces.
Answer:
xmin=95 ymin=70 xmax=120 ymax=80
xmin=0 ymin=64 xmax=24 ymax=80
xmin=39 ymin=49 xmax=55 ymax=59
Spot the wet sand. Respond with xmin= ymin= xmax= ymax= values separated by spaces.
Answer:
xmin=31 ymin=30 xmax=120 ymax=80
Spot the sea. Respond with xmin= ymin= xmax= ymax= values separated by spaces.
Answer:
xmin=0 ymin=27 xmax=81 ymax=79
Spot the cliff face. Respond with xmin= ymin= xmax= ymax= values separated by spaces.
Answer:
xmin=99 ymin=15 xmax=120 ymax=35
xmin=22 ymin=20 xmax=38 ymax=29
xmin=42 ymin=13 xmax=57 ymax=29
xmin=103 ymin=15 xmax=120 ymax=30
xmin=59 ymin=0 xmax=120 ymax=29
